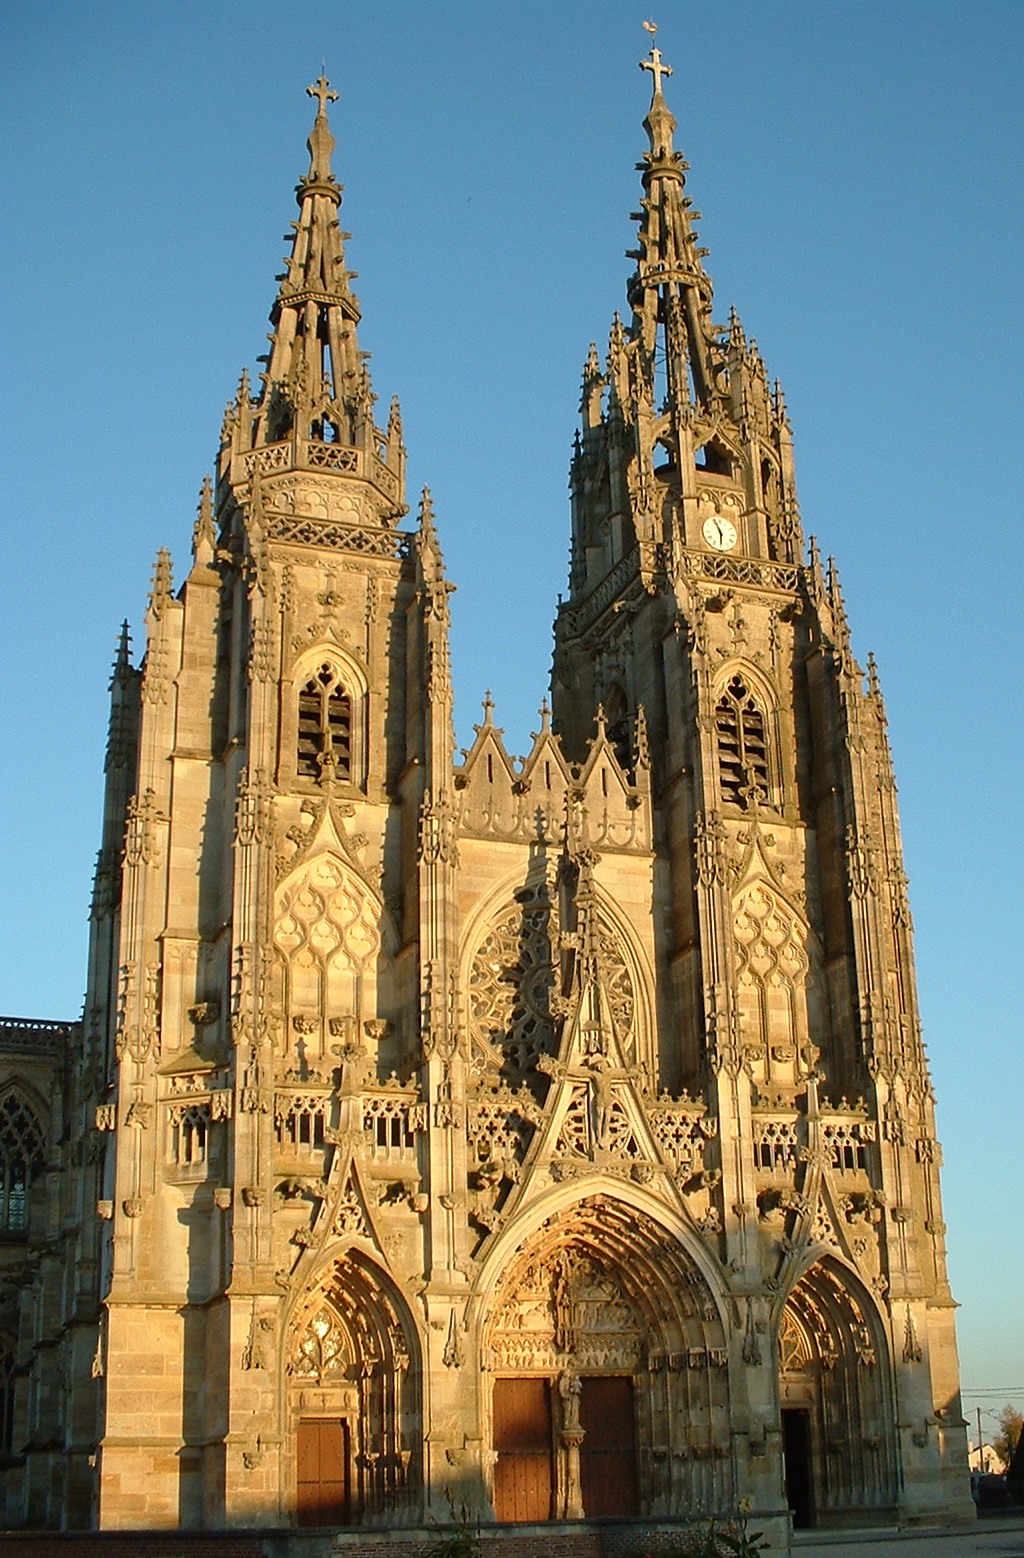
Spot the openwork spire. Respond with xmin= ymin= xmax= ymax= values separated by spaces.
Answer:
xmin=218 ymin=78 xmax=406 ymax=523
xmin=629 ymin=40 xmax=725 ymax=412
xmin=250 ymin=78 xmax=370 ymax=452
xmin=560 ymin=29 xmax=805 ymax=610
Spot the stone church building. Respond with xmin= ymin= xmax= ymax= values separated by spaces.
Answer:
xmin=0 ymin=52 xmax=971 ymax=1546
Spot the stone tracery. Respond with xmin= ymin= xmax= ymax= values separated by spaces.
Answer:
xmin=467 ymin=888 xmax=635 ymax=1093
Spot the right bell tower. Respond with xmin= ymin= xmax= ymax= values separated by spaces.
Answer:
xmin=552 ymin=41 xmax=971 ymax=1525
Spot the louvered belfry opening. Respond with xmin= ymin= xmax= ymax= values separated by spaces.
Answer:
xmin=297 ymin=663 xmax=352 ymax=779
xmin=715 ymin=674 xmax=769 ymax=806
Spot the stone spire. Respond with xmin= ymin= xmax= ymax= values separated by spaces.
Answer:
xmin=219 ymin=78 xmax=406 ymax=524
xmin=250 ymin=78 xmax=373 ymax=452
xmin=628 ymin=42 xmax=726 ymax=414
xmin=558 ymin=32 xmax=805 ymax=630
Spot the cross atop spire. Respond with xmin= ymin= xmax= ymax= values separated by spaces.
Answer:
xmin=307 ymin=75 xmax=338 ymax=116
xmin=305 ymin=75 xmax=339 ymax=185
xmin=640 ymin=45 xmax=673 ymax=99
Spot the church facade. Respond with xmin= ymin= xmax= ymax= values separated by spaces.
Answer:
xmin=0 ymin=55 xmax=971 ymax=1545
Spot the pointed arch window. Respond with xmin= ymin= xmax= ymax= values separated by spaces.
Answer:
xmin=297 ymin=663 xmax=352 ymax=781
xmin=715 ymin=674 xmax=770 ymax=808
xmin=0 ymin=1094 xmax=45 ymax=1237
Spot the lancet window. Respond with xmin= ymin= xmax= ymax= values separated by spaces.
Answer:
xmin=715 ymin=674 xmax=770 ymax=807
xmin=0 ymin=1093 xmax=45 ymax=1236
xmin=297 ymin=664 xmax=352 ymax=781
xmin=169 ymin=1103 xmax=209 ymax=1169
xmin=276 ymin=1094 xmax=328 ymax=1153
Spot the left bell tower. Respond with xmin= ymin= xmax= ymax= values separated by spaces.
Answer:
xmin=62 ymin=80 xmax=445 ymax=1529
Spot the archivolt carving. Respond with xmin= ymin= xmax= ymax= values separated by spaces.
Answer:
xmin=483 ymin=1197 xmax=733 ymax=1513
xmin=780 ymin=1260 xmax=896 ymax=1518
xmin=484 ymin=1197 xmax=724 ymax=1375
xmin=287 ymin=1251 xmax=421 ymax=1519
xmin=779 ymin=1305 xmax=811 ymax=1374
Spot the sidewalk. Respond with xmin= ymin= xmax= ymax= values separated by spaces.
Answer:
xmin=792 ymin=1516 xmax=1024 ymax=1558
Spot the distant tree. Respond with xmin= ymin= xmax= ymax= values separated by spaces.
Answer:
xmin=992 ymin=1405 xmax=1023 ymax=1470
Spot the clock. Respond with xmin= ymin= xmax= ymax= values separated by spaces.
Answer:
xmin=702 ymin=513 xmax=738 ymax=552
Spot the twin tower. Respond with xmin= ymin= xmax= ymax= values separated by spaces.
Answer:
xmin=10 ymin=55 xmax=970 ymax=1544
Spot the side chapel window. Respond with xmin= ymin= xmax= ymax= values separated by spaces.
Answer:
xmin=715 ymin=675 xmax=770 ymax=808
xmin=0 ymin=1094 xmax=45 ymax=1237
xmin=297 ymin=664 xmax=352 ymax=781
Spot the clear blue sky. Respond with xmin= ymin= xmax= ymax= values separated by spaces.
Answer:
xmin=2 ymin=1 xmax=1021 ymax=1439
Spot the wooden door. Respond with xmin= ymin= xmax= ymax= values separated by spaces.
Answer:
xmin=579 ymin=1376 xmax=637 ymax=1517
xmin=296 ymin=1417 xmax=349 ymax=1526
xmin=493 ymin=1377 xmax=553 ymax=1522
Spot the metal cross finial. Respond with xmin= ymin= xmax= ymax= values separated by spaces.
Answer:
xmin=640 ymin=45 xmax=673 ymax=96
xmin=307 ymin=76 xmax=338 ymax=117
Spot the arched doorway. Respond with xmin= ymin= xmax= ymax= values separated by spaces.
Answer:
xmin=482 ymin=1195 xmax=731 ymax=1523
xmin=286 ymin=1250 xmax=421 ymax=1527
xmin=779 ymin=1259 xmax=897 ymax=1527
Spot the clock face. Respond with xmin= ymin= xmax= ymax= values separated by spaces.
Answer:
xmin=702 ymin=513 xmax=738 ymax=552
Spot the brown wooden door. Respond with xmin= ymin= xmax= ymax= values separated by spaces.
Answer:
xmin=579 ymin=1376 xmax=638 ymax=1517
xmin=493 ymin=1377 xmax=553 ymax=1522
xmin=296 ymin=1417 xmax=349 ymax=1526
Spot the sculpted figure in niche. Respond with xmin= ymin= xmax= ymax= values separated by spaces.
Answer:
xmin=558 ymin=1367 xmax=582 ymax=1433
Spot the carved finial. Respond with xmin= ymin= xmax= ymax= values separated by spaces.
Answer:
xmin=538 ymin=697 xmax=552 ymax=735
xmin=866 ymin=653 xmax=886 ymax=716
xmin=634 ymin=703 xmax=651 ymax=770
xmin=827 ymin=557 xmax=852 ymax=655
xmin=305 ymin=76 xmax=339 ymax=184
xmin=110 ymin=621 xmax=133 ymax=689
xmin=192 ymin=475 xmax=216 ymax=560
xmin=481 ymin=690 xmax=495 ymax=727
xmin=581 ymin=341 xmax=603 ymax=421
xmin=594 ymin=704 xmax=607 ymax=737
xmin=418 ymin=485 xmax=435 ymax=532
xmin=608 ymin=311 xmax=626 ymax=366
xmin=148 ymin=549 xmax=173 ymax=621
xmin=807 ymin=535 xmax=824 ymax=595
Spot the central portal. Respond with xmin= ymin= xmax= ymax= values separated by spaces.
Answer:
xmin=491 ymin=1374 xmax=638 ymax=1522
xmin=483 ymin=1198 xmax=732 ymax=1522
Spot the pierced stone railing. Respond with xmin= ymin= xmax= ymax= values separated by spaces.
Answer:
xmin=240 ymin=438 xmax=402 ymax=505
xmin=680 ymin=547 xmax=801 ymax=594
xmin=0 ymin=1018 xmax=78 ymax=1053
